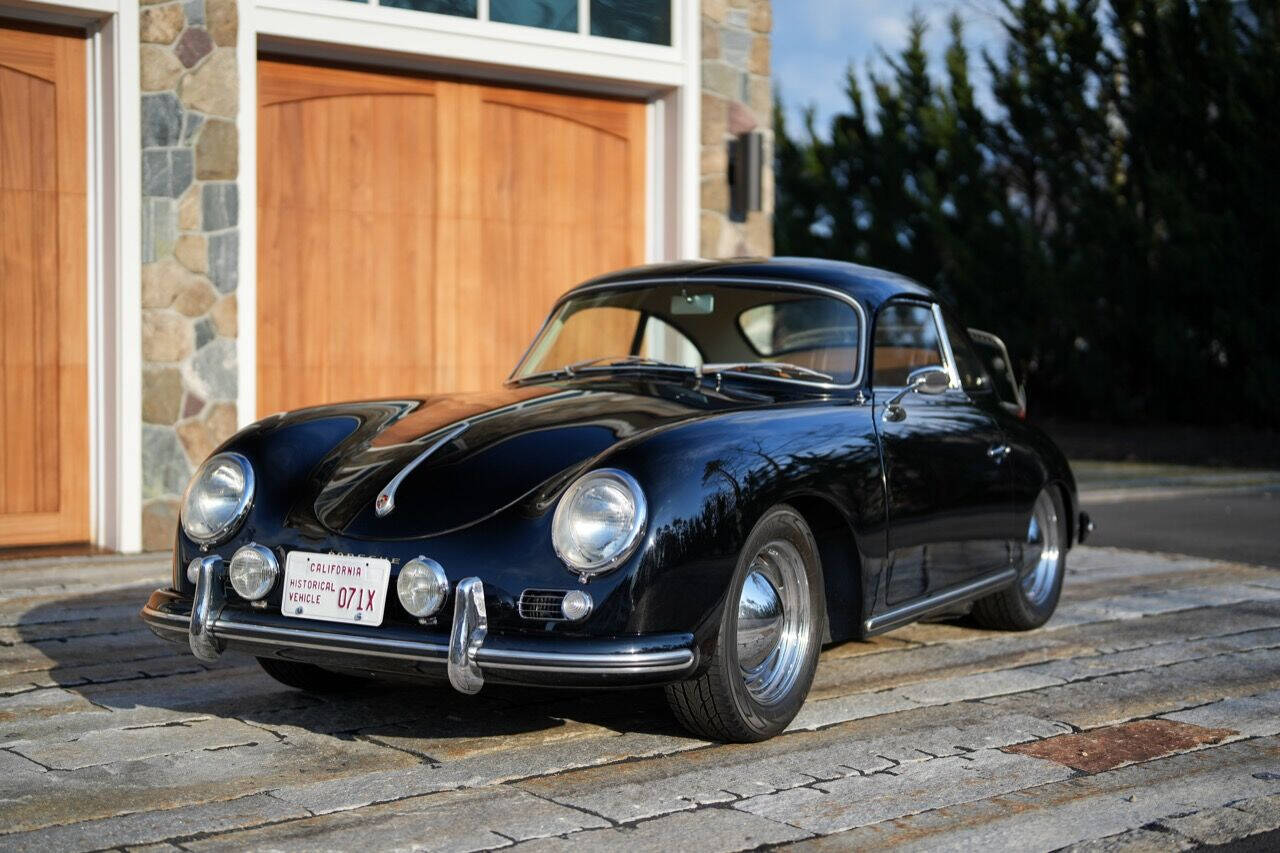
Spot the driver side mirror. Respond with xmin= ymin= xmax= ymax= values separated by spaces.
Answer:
xmin=909 ymin=366 xmax=950 ymax=396
xmin=883 ymin=366 xmax=951 ymax=422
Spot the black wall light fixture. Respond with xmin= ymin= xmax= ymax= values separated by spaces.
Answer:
xmin=728 ymin=130 xmax=763 ymax=222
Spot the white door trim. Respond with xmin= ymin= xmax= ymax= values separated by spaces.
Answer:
xmin=1 ymin=0 xmax=142 ymax=552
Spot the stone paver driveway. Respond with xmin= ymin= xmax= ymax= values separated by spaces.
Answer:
xmin=2 ymin=547 xmax=1279 ymax=851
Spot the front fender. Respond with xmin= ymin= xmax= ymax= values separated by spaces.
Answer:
xmin=594 ymin=402 xmax=885 ymax=645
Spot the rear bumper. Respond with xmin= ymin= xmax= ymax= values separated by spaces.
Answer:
xmin=140 ymin=585 xmax=698 ymax=690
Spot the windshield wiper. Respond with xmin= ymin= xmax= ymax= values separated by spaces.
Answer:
xmin=511 ymin=356 xmax=694 ymax=385
xmin=563 ymin=355 xmax=688 ymax=375
xmin=697 ymin=362 xmax=836 ymax=383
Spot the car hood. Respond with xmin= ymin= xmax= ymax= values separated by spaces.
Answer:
xmin=292 ymin=380 xmax=753 ymax=540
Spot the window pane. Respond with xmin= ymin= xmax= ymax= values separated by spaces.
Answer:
xmin=491 ymin=0 xmax=577 ymax=31
xmin=526 ymin=306 xmax=643 ymax=373
xmin=970 ymin=333 xmax=1021 ymax=404
xmin=590 ymin=0 xmax=671 ymax=45
xmin=739 ymin=299 xmax=860 ymax=380
xmin=517 ymin=284 xmax=859 ymax=383
xmin=873 ymin=303 xmax=945 ymax=386
xmin=639 ymin=316 xmax=701 ymax=366
xmin=379 ymin=0 xmax=477 ymax=17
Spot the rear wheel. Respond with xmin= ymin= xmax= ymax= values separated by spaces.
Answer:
xmin=973 ymin=486 xmax=1066 ymax=630
xmin=665 ymin=506 xmax=825 ymax=742
xmin=256 ymin=657 xmax=371 ymax=693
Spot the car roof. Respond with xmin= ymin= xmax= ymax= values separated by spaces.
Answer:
xmin=568 ymin=257 xmax=936 ymax=312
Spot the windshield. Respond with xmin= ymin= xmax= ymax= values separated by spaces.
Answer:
xmin=514 ymin=283 xmax=862 ymax=384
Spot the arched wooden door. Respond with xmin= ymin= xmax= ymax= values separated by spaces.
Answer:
xmin=0 ymin=22 xmax=88 ymax=548
xmin=256 ymin=58 xmax=646 ymax=415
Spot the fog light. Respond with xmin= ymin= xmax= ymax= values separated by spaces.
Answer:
xmin=187 ymin=557 xmax=203 ymax=584
xmin=398 ymin=557 xmax=449 ymax=618
xmin=228 ymin=543 xmax=279 ymax=601
xmin=561 ymin=589 xmax=593 ymax=621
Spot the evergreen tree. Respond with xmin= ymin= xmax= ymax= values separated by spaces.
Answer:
xmin=774 ymin=0 xmax=1280 ymax=428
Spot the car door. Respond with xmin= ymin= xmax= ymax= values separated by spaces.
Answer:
xmin=871 ymin=300 xmax=1013 ymax=605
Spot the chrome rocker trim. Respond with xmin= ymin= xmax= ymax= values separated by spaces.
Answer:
xmin=141 ymin=580 xmax=697 ymax=686
xmin=863 ymin=567 xmax=1019 ymax=634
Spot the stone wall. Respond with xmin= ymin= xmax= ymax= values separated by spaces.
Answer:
xmin=139 ymin=0 xmax=240 ymax=550
xmin=701 ymin=0 xmax=773 ymax=259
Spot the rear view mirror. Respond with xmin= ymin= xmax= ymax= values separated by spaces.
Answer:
xmin=671 ymin=292 xmax=715 ymax=315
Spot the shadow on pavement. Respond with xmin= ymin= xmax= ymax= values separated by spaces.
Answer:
xmin=15 ymin=582 xmax=691 ymax=744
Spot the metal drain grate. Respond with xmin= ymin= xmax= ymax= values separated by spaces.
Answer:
xmin=518 ymin=589 xmax=569 ymax=621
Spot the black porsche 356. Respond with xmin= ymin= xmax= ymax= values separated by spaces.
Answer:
xmin=141 ymin=258 xmax=1088 ymax=742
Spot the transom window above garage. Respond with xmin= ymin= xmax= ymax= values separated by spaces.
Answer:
xmin=338 ymin=0 xmax=672 ymax=44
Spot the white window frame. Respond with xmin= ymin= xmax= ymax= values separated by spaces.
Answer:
xmin=2 ymin=0 xmax=142 ymax=552
xmin=237 ymin=0 xmax=701 ymax=427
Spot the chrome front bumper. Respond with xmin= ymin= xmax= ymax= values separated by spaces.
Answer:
xmin=140 ymin=558 xmax=697 ymax=691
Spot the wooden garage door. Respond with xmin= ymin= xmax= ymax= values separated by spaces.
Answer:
xmin=257 ymin=58 xmax=646 ymax=414
xmin=0 ymin=22 xmax=88 ymax=548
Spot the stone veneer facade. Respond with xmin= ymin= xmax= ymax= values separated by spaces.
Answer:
xmin=701 ymin=0 xmax=774 ymax=259
xmin=139 ymin=0 xmax=240 ymax=550
xmin=131 ymin=0 xmax=771 ymax=550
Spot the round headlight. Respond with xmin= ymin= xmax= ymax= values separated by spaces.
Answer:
xmin=552 ymin=469 xmax=647 ymax=577
xmin=397 ymin=557 xmax=449 ymax=618
xmin=229 ymin=543 xmax=279 ymax=600
xmin=181 ymin=452 xmax=254 ymax=544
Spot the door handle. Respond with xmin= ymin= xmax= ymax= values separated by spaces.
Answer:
xmin=988 ymin=443 xmax=1011 ymax=463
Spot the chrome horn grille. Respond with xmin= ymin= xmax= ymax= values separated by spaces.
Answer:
xmin=517 ymin=589 xmax=570 ymax=621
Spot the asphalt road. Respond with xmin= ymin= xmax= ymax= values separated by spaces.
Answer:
xmin=1084 ymin=488 xmax=1280 ymax=566
xmin=2 ymin=547 xmax=1278 ymax=851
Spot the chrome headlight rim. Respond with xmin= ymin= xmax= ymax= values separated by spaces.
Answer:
xmin=180 ymin=451 xmax=255 ymax=546
xmin=552 ymin=468 xmax=648 ymax=579
xmin=228 ymin=542 xmax=279 ymax=601
xmin=397 ymin=556 xmax=450 ymax=618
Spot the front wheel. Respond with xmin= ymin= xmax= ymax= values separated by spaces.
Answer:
xmin=665 ymin=505 xmax=825 ymax=742
xmin=973 ymin=486 xmax=1066 ymax=630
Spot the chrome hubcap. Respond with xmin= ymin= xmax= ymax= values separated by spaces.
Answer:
xmin=1021 ymin=491 xmax=1061 ymax=607
xmin=737 ymin=570 xmax=784 ymax=669
xmin=735 ymin=539 xmax=811 ymax=706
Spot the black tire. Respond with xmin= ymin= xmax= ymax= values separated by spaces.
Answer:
xmin=256 ymin=657 xmax=371 ymax=693
xmin=665 ymin=505 xmax=825 ymax=742
xmin=973 ymin=486 xmax=1067 ymax=630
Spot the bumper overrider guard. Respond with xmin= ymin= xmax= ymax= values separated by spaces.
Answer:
xmin=140 ymin=557 xmax=698 ymax=691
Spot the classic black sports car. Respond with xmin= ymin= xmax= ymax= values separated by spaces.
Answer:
xmin=142 ymin=258 xmax=1088 ymax=742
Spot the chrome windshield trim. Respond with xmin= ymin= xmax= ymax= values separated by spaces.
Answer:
xmin=931 ymin=302 xmax=963 ymax=390
xmin=375 ymin=421 xmax=471 ymax=517
xmin=508 ymin=276 xmax=870 ymax=391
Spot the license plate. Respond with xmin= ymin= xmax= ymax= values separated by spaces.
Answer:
xmin=281 ymin=551 xmax=391 ymax=627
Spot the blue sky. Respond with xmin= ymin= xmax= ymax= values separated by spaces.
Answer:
xmin=772 ymin=0 xmax=1009 ymax=137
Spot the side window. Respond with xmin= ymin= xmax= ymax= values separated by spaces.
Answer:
xmin=873 ymin=303 xmax=946 ymax=387
xmin=940 ymin=313 xmax=990 ymax=393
